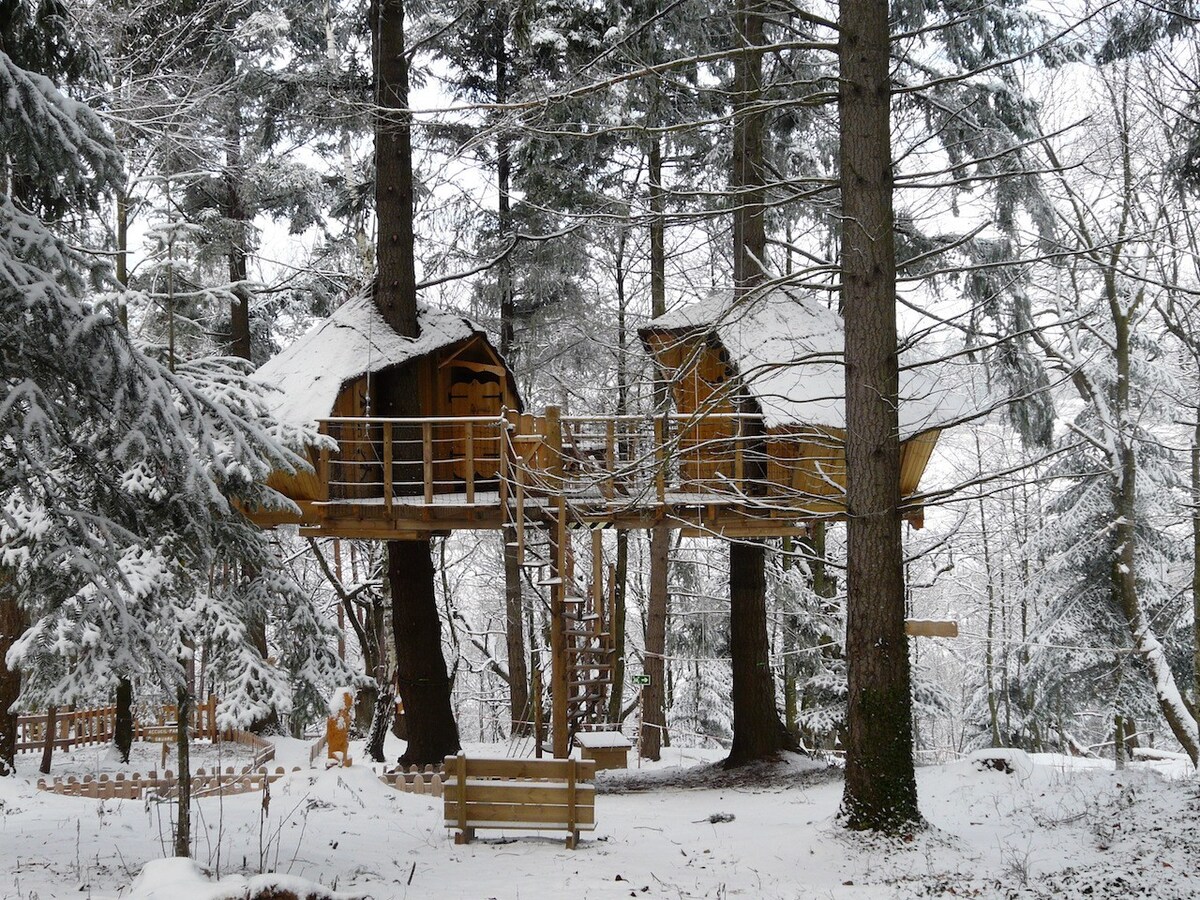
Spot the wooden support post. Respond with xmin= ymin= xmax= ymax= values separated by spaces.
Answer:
xmin=464 ymin=421 xmax=475 ymax=504
xmin=607 ymin=562 xmax=617 ymax=642
xmin=515 ymin=464 xmax=525 ymax=565
xmin=334 ymin=539 xmax=345 ymax=661
xmin=591 ymin=529 xmax=604 ymax=637
xmin=532 ymin=654 xmax=544 ymax=759
xmin=605 ymin=419 xmax=616 ymax=499
xmin=566 ymin=757 xmax=578 ymax=849
xmin=546 ymin=407 xmax=569 ymax=759
xmin=499 ymin=412 xmax=514 ymax=511
xmin=382 ymin=422 xmax=393 ymax=511
xmin=454 ymin=751 xmax=471 ymax=844
xmin=422 ymin=422 xmax=434 ymax=504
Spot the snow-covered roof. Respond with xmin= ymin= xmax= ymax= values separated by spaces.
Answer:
xmin=253 ymin=294 xmax=489 ymax=429
xmin=642 ymin=287 xmax=969 ymax=439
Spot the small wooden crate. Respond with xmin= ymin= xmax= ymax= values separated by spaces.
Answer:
xmin=442 ymin=752 xmax=597 ymax=848
xmin=574 ymin=731 xmax=631 ymax=771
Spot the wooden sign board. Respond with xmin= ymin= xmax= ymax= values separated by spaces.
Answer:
xmin=905 ymin=619 xmax=959 ymax=638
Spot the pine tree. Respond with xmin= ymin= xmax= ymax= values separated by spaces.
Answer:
xmin=0 ymin=7 xmax=348 ymax=780
xmin=374 ymin=0 xmax=461 ymax=766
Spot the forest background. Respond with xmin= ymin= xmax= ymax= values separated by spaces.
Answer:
xmin=3 ymin=0 xmax=1200 ymax=801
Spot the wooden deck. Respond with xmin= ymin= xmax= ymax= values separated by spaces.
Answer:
xmin=244 ymin=408 xmax=936 ymax=541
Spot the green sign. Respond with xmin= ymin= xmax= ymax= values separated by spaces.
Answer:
xmin=632 ymin=674 xmax=651 ymax=686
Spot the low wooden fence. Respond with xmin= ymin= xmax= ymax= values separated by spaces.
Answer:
xmin=38 ymin=764 xmax=302 ymax=801
xmin=16 ymin=695 xmax=222 ymax=754
xmin=308 ymin=733 xmax=328 ymax=767
xmin=380 ymin=764 xmax=444 ymax=796
xmin=217 ymin=726 xmax=275 ymax=770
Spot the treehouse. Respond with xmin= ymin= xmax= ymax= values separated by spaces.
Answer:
xmin=639 ymin=287 xmax=964 ymax=525
xmin=246 ymin=294 xmax=522 ymax=535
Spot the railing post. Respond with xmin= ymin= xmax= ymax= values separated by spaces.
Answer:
xmin=464 ymin=421 xmax=475 ymax=503
xmin=382 ymin=421 xmax=393 ymax=510
xmin=605 ymin=419 xmax=616 ymax=498
xmin=318 ymin=421 xmax=331 ymax=503
xmin=653 ymin=416 xmax=667 ymax=505
xmin=734 ymin=415 xmax=745 ymax=496
xmin=500 ymin=411 xmax=515 ymax=512
xmin=422 ymin=421 xmax=434 ymax=504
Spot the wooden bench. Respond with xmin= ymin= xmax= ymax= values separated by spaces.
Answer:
xmin=574 ymin=730 xmax=631 ymax=771
xmin=442 ymin=752 xmax=596 ymax=848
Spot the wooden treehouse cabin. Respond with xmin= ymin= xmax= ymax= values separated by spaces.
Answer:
xmin=245 ymin=288 xmax=964 ymax=760
xmin=639 ymin=286 xmax=964 ymax=529
xmin=247 ymin=294 xmax=522 ymax=537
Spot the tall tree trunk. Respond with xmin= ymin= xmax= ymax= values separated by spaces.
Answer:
xmin=116 ymin=186 xmax=130 ymax=328
xmin=174 ymin=687 xmax=192 ymax=857
xmin=639 ymin=137 xmax=672 ymax=757
xmin=725 ymin=0 xmax=790 ymax=768
xmin=503 ymin=539 xmax=530 ymax=734
xmin=1110 ymin=313 xmax=1200 ymax=763
xmin=838 ymin=0 xmax=920 ymax=830
xmin=225 ymin=92 xmax=252 ymax=360
xmin=374 ymin=0 xmax=418 ymax=338
xmin=492 ymin=11 xmax=530 ymax=737
xmin=641 ymin=526 xmax=670 ymax=759
xmin=388 ymin=540 xmax=460 ymax=764
xmin=38 ymin=705 xmax=56 ymax=775
xmin=0 ymin=588 xmax=24 ymax=777
xmin=727 ymin=541 xmax=790 ymax=765
xmin=375 ymin=0 xmax=461 ymax=764
xmin=114 ymin=676 xmax=134 ymax=763
xmin=608 ymin=228 xmax=631 ymax=725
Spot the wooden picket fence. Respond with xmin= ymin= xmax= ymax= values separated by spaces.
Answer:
xmin=15 ymin=695 xmax=222 ymax=754
xmin=380 ymin=764 xmax=444 ymax=797
xmin=16 ymin=705 xmax=118 ymax=753
xmin=217 ymin=726 xmax=275 ymax=771
xmin=38 ymin=764 xmax=302 ymax=801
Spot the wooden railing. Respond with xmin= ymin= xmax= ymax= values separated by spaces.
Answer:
xmin=318 ymin=415 xmax=509 ymax=505
xmin=16 ymin=695 xmax=222 ymax=754
xmin=313 ymin=412 xmax=786 ymax=506
xmin=309 ymin=409 xmax=929 ymax=518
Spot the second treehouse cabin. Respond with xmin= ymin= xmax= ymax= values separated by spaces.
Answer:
xmin=639 ymin=286 xmax=965 ymax=529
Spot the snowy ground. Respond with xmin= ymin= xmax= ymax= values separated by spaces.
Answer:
xmin=0 ymin=736 xmax=1196 ymax=899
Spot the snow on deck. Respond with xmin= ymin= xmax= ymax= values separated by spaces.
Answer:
xmin=644 ymin=286 xmax=973 ymax=439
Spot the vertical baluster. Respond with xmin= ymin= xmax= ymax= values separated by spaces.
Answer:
xmin=464 ymin=421 xmax=475 ymax=503
xmin=423 ymin=421 xmax=434 ymax=503
xmin=382 ymin=421 xmax=393 ymax=511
